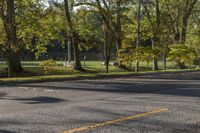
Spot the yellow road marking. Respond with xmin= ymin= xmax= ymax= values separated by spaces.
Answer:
xmin=61 ymin=108 xmax=169 ymax=133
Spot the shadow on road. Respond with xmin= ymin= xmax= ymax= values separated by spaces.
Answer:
xmin=0 ymin=92 xmax=7 ymax=99
xmin=0 ymin=130 xmax=15 ymax=133
xmin=16 ymin=79 xmax=200 ymax=98
xmin=1 ymin=72 xmax=200 ymax=99
xmin=13 ymin=96 xmax=66 ymax=104
xmin=0 ymin=95 xmax=66 ymax=104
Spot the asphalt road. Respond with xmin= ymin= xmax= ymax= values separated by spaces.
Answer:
xmin=0 ymin=71 xmax=200 ymax=133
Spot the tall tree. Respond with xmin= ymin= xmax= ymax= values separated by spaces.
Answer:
xmin=181 ymin=0 xmax=198 ymax=44
xmin=64 ymin=0 xmax=83 ymax=70
xmin=141 ymin=0 xmax=161 ymax=70
xmin=0 ymin=0 xmax=23 ymax=76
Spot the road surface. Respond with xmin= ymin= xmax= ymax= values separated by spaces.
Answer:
xmin=0 ymin=71 xmax=200 ymax=133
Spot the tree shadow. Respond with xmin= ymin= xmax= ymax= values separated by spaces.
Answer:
xmin=13 ymin=96 xmax=66 ymax=104
xmin=0 ymin=95 xmax=66 ymax=104
xmin=16 ymin=79 xmax=200 ymax=98
xmin=0 ymin=71 xmax=199 ymax=87
xmin=0 ymin=92 xmax=7 ymax=99
xmin=131 ymin=71 xmax=200 ymax=80
xmin=0 ymin=130 xmax=16 ymax=133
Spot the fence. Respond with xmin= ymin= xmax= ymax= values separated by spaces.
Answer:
xmin=0 ymin=51 xmax=196 ymax=69
xmin=0 ymin=52 xmax=117 ymax=68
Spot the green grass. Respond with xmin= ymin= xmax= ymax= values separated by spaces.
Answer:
xmin=0 ymin=60 xmax=199 ymax=84
xmin=0 ymin=68 xmax=199 ymax=85
xmin=0 ymin=60 xmax=178 ymax=68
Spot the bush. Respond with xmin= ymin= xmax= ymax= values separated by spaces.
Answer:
xmin=168 ymin=44 xmax=196 ymax=69
xmin=118 ymin=46 xmax=153 ymax=69
xmin=39 ymin=59 xmax=57 ymax=75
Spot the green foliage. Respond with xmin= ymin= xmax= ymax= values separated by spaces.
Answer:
xmin=187 ymin=23 xmax=200 ymax=58
xmin=39 ymin=59 xmax=57 ymax=75
xmin=74 ymin=8 xmax=103 ymax=51
xmin=119 ymin=44 xmax=153 ymax=69
xmin=16 ymin=0 xmax=66 ymax=58
xmin=168 ymin=44 xmax=196 ymax=69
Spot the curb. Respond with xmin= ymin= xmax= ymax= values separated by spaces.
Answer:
xmin=0 ymin=69 xmax=199 ymax=86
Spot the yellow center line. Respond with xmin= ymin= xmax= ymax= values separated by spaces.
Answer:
xmin=60 ymin=108 xmax=169 ymax=133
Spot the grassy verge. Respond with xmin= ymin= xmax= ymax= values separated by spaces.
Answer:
xmin=0 ymin=60 xmax=199 ymax=84
xmin=0 ymin=67 xmax=199 ymax=85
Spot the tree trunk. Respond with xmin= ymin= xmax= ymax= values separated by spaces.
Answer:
xmin=163 ymin=53 xmax=167 ymax=70
xmin=72 ymin=37 xmax=82 ymax=70
xmin=135 ymin=1 xmax=141 ymax=73
xmin=153 ymin=0 xmax=160 ymax=71
xmin=116 ymin=0 xmax=122 ymax=58
xmin=181 ymin=17 xmax=188 ymax=44
xmin=104 ymin=30 xmax=109 ymax=73
xmin=152 ymin=39 xmax=159 ymax=71
xmin=103 ymin=23 xmax=113 ymax=73
xmin=181 ymin=0 xmax=198 ymax=44
xmin=104 ymin=40 xmax=110 ymax=73
xmin=179 ymin=18 xmax=186 ymax=69
xmin=153 ymin=58 xmax=159 ymax=71
xmin=64 ymin=0 xmax=83 ymax=71
xmin=161 ymin=35 xmax=166 ymax=70
xmin=198 ymin=57 xmax=200 ymax=68
xmin=9 ymin=51 xmax=23 ymax=73
xmin=4 ymin=0 xmax=23 ymax=76
xmin=135 ymin=61 xmax=139 ymax=72
xmin=105 ymin=56 xmax=110 ymax=73
xmin=178 ymin=61 xmax=186 ymax=69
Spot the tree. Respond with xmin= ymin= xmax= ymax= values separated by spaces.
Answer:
xmin=181 ymin=0 xmax=198 ymax=44
xmin=164 ymin=0 xmax=198 ymax=44
xmin=141 ymin=0 xmax=162 ymax=71
xmin=94 ymin=0 xmax=128 ymax=64
xmin=64 ymin=0 xmax=83 ymax=70
xmin=187 ymin=19 xmax=200 ymax=68
xmin=0 ymin=0 xmax=23 ymax=76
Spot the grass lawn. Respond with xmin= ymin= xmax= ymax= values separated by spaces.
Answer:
xmin=0 ymin=60 xmax=199 ymax=84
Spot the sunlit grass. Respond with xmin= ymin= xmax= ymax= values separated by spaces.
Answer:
xmin=0 ymin=60 xmax=199 ymax=83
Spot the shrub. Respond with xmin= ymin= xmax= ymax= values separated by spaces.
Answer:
xmin=39 ymin=59 xmax=57 ymax=75
xmin=118 ymin=46 xmax=153 ymax=69
xmin=168 ymin=44 xmax=196 ymax=69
